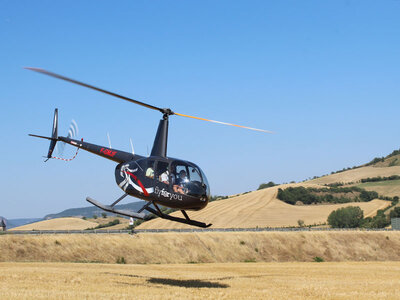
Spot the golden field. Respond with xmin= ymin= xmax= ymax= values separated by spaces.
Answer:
xmin=11 ymin=216 xmax=129 ymax=231
xmin=1 ymin=231 xmax=400 ymax=264
xmin=10 ymin=217 xmax=98 ymax=231
xmin=138 ymin=165 xmax=400 ymax=229
xmin=308 ymin=166 xmax=400 ymax=185
xmin=137 ymin=185 xmax=390 ymax=229
xmin=1 ymin=261 xmax=400 ymax=299
xmin=355 ymin=180 xmax=400 ymax=198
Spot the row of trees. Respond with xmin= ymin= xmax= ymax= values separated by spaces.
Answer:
xmin=277 ymin=186 xmax=378 ymax=205
xmin=360 ymin=175 xmax=400 ymax=183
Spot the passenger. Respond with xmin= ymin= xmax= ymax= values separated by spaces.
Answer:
xmin=145 ymin=166 xmax=154 ymax=179
xmin=160 ymin=169 xmax=170 ymax=184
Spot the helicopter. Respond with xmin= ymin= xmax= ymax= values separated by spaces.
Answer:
xmin=27 ymin=67 xmax=272 ymax=228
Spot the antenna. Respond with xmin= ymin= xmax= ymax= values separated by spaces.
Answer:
xmin=107 ymin=132 xmax=112 ymax=149
xmin=130 ymin=138 xmax=135 ymax=155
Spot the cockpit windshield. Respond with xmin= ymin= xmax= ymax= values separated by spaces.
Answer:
xmin=170 ymin=161 xmax=207 ymax=197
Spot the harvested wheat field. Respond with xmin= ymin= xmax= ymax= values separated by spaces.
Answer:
xmin=138 ymin=185 xmax=390 ymax=229
xmin=1 ymin=261 xmax=400 ymax=299
xmin=2 ymin=231 xmax=400 ymax=264
xmin=308 ymin=166 xmax=400 ymax=185
xmin=356 ymin=180 xmax=400 ymax=198
xmin=10 ymin=217 xmax=98 ymax=231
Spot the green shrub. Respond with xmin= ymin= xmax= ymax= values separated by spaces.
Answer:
xmin=313 ymin=256 xmax=324 ymax=262
xmin=327 ymin=206 xmax=364 ymax=228
xmin=258 ymin=181 xmax=277 ymax=190
xmin=116 ymin=256 xmax=126 ymax=264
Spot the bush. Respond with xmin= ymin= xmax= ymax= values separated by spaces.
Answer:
xmin=327 ymin=206 xmax=364 ymax=228
xmin=258 ymin=181 xmax=276 ymax=190
xmin=102 ymin=213 xmax=107 ymax=218
xmin=313 ymin=256 xmax=324 ymax=262
xmin=116 ymin=256 xmax=126 ymax=264
xmin=362 ymin=210 xmax=390 ymax=228
xmin=297 ymin=219 xmax=305 ymax=227
xmin=93 ymin=215 xmax=97 ymax=219
xmin=390 ymin=207 xmax=400 ymax=219
xmin=93 ymin=219 xmax=120 ymax=229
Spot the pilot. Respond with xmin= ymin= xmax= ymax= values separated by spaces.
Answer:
xmin=173 ymin=170 xmax=188 ymax=194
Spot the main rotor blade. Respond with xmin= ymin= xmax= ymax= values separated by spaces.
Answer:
xmin=24 ymin=67 xmax=163 ymax=113
xmin=174 ymin=112 xmax=273 ymax=133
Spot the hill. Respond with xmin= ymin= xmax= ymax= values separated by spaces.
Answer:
xmin=365 ymin=149 xmax=400 ymax=167
xmin=10 ymin=217 xmax=98 ymax=231
xmin=308 ymin=166 xmax=400 ymax=185
xmin=138 ymin=150 xmax=400 ymax=229
xmin=44 ymin=201 xmax=147 ymax=219
xmin=137 ymin=183 xmax=390 ymax=229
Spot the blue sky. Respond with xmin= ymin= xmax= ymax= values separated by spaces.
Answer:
xmin=1 ymin=1 xmax=399 ymax=218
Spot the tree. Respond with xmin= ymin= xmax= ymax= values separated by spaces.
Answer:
xmin=93 ymin=214 xmax=97 ymax=219
xmin=102 ymin=213 xmax=107 ymax=218
xmin=390 ymin=207 xmax=400 ymax=219
xmin=297 ymin=219 xmax=305 ymax=227
xmin=327 ymin=206 xmax=364 ymax=228
xmin=258 ymin=182 xmax=276 ymax=190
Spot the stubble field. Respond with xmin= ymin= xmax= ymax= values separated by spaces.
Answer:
xmin=1 ymin=261 xmax=400 ymax=299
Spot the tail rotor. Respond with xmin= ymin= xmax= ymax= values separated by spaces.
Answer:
xmin=58 ymin=119 xmax=79 ymax=155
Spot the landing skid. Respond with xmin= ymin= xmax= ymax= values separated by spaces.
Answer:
xmin=86 ymin=196 xmax=212 ymax=228
xmin=86 ymin=197 xmax=145 ymax=219
xmin=145 ymin=205 xmax=212 ymax=228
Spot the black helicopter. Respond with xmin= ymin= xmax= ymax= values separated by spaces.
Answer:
xmin=27 ymin=68 xmax=272 ymax=228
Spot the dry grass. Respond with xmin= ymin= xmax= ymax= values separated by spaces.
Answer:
xmin=0 ymin=261 xmax=400 ymax=299
xmin=10 ymin=217 xmax=98 ymax=231
xmin=138 ymin=185 xmax=390 ymax=229
xmin=1 ymin=231 xmax=400 ymax=264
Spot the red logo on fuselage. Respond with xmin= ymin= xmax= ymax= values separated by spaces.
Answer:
xmin=100 ymin=148 xmax=117 ymax=157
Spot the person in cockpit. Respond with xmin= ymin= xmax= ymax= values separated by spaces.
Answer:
xmin=174 ymin=170 xmax=188 ymax=194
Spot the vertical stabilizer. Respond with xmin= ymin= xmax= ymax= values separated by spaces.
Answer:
xmin=47 ymin=108 xmax=58 ymax=159
xmin=150 ymin=117 xmax=168 ymax=157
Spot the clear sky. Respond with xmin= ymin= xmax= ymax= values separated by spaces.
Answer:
xmin=1 ymin=1 xmax=399 ymax=218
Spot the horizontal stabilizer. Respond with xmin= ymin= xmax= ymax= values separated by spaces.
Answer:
xmin=86 ymin=197 xmax=145 ymax=219
xmin=29 ymin=134 xmax=57 ymax=141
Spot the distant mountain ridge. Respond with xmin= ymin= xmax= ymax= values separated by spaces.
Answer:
xmin=44 ymin=201 xmax=148 ymax=219
xmin=2 ymin=217 xmax=43 ymax=229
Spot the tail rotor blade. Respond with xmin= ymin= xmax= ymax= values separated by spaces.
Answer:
xmin=68 ymin=119 xmax=79 ymax=138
